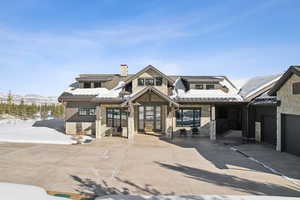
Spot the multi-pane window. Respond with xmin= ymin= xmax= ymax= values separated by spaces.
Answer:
xmin=107 ymin=108 xmax=128 ymax=127
xmin=83 ymin=82 xmax=91 ymax=88
xmin=138 ymin=78 xmax=145 ymax=86
xmin=145 ymin=78 xmax=154 ymax=86
xmin=195 ymin=84 xmax=203 ymax=89
xmin=79 ymin=108 xmax=96 ymax=116
xmin=206 ymin=84 xmax=215 ymax=89
xmin=138 ymin=77 xmax=163 ymax=86
xmin=155 ymin=77 xmax=163 ymax=86
xmin=176 ymin=108 xmax=201 ymax=127
xmin=94 ymin=81 xmax=102 ymax=88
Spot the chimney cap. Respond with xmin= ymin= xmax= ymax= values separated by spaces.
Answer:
xmin=120 ymin=64 xmax=127 ymax=66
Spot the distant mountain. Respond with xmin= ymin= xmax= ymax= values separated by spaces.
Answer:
xmin=0 ymin=92 xmax=58 ymax=105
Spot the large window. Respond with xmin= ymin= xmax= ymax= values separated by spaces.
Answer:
xmin=107 ymin=108 xmax=128 ymax=127
xmin=176 ymin=108 xmax=201 ymax=127
xmin=79 ymin=108 xmax=96 ymax=116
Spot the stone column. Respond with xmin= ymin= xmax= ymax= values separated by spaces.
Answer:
xmin=127 ymin=103 xmax=135 ymax=139
xmin=95 ymin=105 xmax=102 ymax=139
xmin=165 ymin=106 xmax=173 ymax=138
xmin=210 ymin=105 xmax=216 ymax=140
xmin=276 ymin=109 xmax=281 ymax=151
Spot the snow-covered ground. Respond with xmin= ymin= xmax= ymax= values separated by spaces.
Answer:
xmin=97 ymin=195 xmax=300 ymax=200
xmin=0 ymin=182 xmax=65 ymax=200
xmin=0 ymin=118 xmax=93 ymax=145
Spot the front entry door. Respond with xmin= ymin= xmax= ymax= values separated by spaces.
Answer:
xmin=138 ymin=105 xmax=161 ymax=132
xmin=145 ymin=106 xmax=155 ymax=131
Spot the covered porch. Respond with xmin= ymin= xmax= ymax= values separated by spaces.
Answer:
xmin=94 ymin=86 xmax=179 ymax=139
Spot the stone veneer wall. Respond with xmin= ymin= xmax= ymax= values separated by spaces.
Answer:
xmin=65 ymin=122 xmax=96 ymax=135
xmin=276 ymin=74 xmax=300 ymax=151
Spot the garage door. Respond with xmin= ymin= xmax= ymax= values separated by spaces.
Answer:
xmin=262 ymin=116 xmax=276 ymax=145
xmin=283 ymin=114 xmax=300 ymax=156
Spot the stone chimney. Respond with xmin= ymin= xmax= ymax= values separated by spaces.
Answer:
xmin=120 ymin=64 xmax=128 ymax=77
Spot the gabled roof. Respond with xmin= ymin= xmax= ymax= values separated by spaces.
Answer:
xmin=122 ymin=86 xmax=179 ymax=107
xmin=124 ymin=65 xmax=175 ymax=84
xmin=269 ymin=66 xmax=300 ymax=95
xmin=238 ymin=73 xmax=282 ymax=101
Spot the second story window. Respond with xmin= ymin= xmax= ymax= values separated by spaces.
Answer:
xmin=145 ymin=78 xmax=154 ymax=86
xmin=155 ymin=77 xmax=163 ymax=86
xmin=138 ymin=78 xmax=145 ymax=86
xmin=94 ymin=81 xmax=102 ymax=88
xmin=206 ymin=84 xmax=215 ymax=90
xmin=83 ymin=82 xmax=91 ymax=88
xmin=195 ymin=84 xmax=204 ymax=89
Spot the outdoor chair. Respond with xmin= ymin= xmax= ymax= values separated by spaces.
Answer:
xmin=179 ymin=129 xmax=187 ymax=136
xmin=191 ymin=127 xmax=199 ymax=136
xmin=112 ymin=127 xmax=123 ymax=136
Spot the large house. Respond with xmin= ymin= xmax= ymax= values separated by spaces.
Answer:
xmin=58 ymin=65 xmax=300 ymax=156
xmin=58 ymin=65 xmax=243 ymax=140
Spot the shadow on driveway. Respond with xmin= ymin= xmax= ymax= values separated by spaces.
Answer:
xmin=160 ymin=137 xmax=271 ymax=173
xmin=71 ymin=175 xmax=175 ymax=197
xmin=155 ymin=162 xmax=300 ymax=197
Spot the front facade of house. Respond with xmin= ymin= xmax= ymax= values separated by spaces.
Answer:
xmin=58 ymin=65 xmax=243 ymax=140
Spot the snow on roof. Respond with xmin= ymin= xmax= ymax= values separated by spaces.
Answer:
xmin=175 ymin=89 xmax=242 ymax=100
xmin=239 ymin=74 xmax=282 ymax=99
xmin=243 ymin=75 xmax=281 ymax=99
xmin=64 ymin=81 xmax=125 ymax=98
xmin=172 ymin=77 xmax=242 ymax=101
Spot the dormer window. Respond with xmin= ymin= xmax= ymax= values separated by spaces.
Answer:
xmin=195 ymin=84 xmax=204 ymax=89
xmin=138 ymin=78 xmax=145 ymax=86
xmin=206 ymin=84 xmax=215 ymax=90
xmin=155 ymin=77 xmax=162 ymax=86
xmin=145 ymin=78 xmax=154 ymax=86
xmin=84 ymin=82 xmax=91 ymax=88
xmin=94 ymin=81 xmax=102 ymax=88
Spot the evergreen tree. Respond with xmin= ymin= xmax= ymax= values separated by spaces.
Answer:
xmin=7 ymin=90 xmax=13 ymax=105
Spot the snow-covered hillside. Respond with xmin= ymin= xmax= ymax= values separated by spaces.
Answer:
xmin=0 ymin=92 xmax=57 ymax=105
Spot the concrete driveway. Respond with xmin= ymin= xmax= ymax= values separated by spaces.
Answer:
xmin=0 ymin=135 xmax=299 ymax=197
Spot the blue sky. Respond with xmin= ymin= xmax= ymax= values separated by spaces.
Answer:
xmin=0 ymin=0 xmax=300 ymax=96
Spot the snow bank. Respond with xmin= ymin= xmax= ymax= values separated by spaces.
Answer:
xmin=0 ymin=182 xmax=65 ymax=200
xmin=0 ymin=121 xmax=76 ymax=144
xmin=0 ymin=119 xmax=93 ymax=145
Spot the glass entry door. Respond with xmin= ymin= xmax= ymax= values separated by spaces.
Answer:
xmin=138 ymin=105 xmax=162 ymax=132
